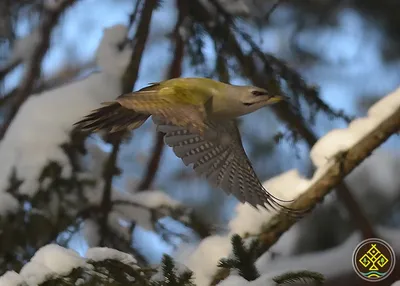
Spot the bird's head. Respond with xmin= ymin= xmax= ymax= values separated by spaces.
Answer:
xmin=237 ymin=85 xmax=286 ymax=114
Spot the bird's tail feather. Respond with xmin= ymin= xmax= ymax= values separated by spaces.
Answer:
xmin=74 ymin=102 xmax=150 ymax=133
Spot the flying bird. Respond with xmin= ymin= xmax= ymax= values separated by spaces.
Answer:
xmin=75 ymin=77 xmax=301 ymax=215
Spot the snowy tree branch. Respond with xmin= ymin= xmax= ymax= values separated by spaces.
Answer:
xmin=211 ymin=92 xmax=400 ymax=285
xmin=0 ymin=0 xmax=78 ymax=141
xmin=137 ymin=0 xmax=187 ymax=192
xmin=257 ymin=101 xmax=400 ymax=254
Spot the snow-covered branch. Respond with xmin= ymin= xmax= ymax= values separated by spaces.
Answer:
xmin=218 ymin=227 xmax=400 ymax=286
xmin=258 ymin=88 xmax=400 ymax=251
xmin=0 ymin=0 xmax=78 ymax=141
xmin=0 ymin=245 xmax=153 ymax=286
xmin=209 ymin=86 xmax=400 ymax=283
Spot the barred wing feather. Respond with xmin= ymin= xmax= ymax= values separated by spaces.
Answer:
xmin=154 ymin=117 xmax=297 ymax=214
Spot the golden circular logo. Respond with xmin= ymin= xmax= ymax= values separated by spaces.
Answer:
xmin=352 ymin=238 xmax=396 ymax=282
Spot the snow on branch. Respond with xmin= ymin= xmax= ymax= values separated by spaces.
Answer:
xmin=258 ymin=87 xmax=400 ymax=250
xmin=217 ymin=227 xmax=400 ymax=286
xmin=0 ymin=0 xmax=78 ymax=141
xmin=0 ymin=24 xmax=132 ymax=199
xmin=181 ymin=87 xmax=400 ymax=286
xmin=0 ymin=245 xmax=151 ymax=286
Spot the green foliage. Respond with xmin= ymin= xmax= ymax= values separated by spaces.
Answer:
xmin=218 ymin=234 xmax=260 ymax=281
xmin=273 ymin=270 xmax=325 ymax=285
xmin=150 ymin=255 xmax=195 ymax=286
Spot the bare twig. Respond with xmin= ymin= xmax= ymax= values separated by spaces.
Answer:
xmin=137 ymin=0 xmax=187 ymax=191
xmin=99 ymin=136 xmax=121 ymax=246
xmin=122 ymin=0 xmax=159 ymax=93
xmin=137 ymin=132 xmax=165 ymax=191
xmin=0 ymin=59 xmax=21 ymax=83
xmin=265 ymin=0 xmax=284 ymax=22
xmin=0 ymin=0 xmax=78 ymax=141
xmin=1 ymin=61 xmax=95 ymax=107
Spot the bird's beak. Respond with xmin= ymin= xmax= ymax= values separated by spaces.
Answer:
xmin=269 ymin=95 xmax=287 ymax=104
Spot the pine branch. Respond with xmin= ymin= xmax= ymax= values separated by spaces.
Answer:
xmin=217 ymin=234 xmax=260 ymax=281
xmin=273 ymin=270 xmax=325 ymax=285
xmin=137 ymin=0 xmax=187 ymax=191
xmin=151 ymin=254 xmax=195 ymax=286
xmin=0 ymin=0 xmax=78 ymax=141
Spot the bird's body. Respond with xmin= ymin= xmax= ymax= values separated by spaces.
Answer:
xmin=75 ymin=77 xmax=299 ymax=214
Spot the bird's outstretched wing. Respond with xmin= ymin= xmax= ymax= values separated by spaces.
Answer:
xmin=154 ymin=117 xmax=300 ymax=215
xmin=74 ymin=83 xmax=209 ymax=135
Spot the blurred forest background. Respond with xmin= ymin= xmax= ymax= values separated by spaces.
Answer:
xmin=0 ymin=0 xmax=399 ymax=285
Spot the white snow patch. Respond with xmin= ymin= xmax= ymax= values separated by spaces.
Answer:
xmin=228 ymin=170 xmax=309 ymax=236
xmin=392 ymin=281 xmax=400 ymax=286
xmin=19 ymin=244 xmax=86 ymax=285
xmin=176 ymin=235 xmax=231 ymax=286
xmin=255 ymin=227 xmax=400 ymax=280
xmin=311 ymin=86 xmax=400 ymax=167
xmin=218 ymin=274 xmax=277 ymax=286
xmin=112 ymin=190 xmax=181 ymax=230
xmin=0 ymin=25 xmax=132 ymax=196
xmin=0 ymin=193 xmax=19 ymax=216
xmin=86 ymin=247 xmax=137 ymax=265
xmin=217 ymin=275 xmax=249 ymax=286
xmin=0 ymin=271 xmax=24 ymax=286
xmin=123 ymin=190 xmax=181 ymax=209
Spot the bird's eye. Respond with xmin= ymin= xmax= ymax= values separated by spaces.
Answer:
xmin=251 ymin=90 xmax=268 ymax=96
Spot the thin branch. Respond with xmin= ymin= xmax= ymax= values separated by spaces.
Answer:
xmin=0 ymin=0 xmax=78 ymax=141
xmin=1 ymin=61 xmax=95 ymax=108
xmin=97 ymin=0 xmax=159 ymax=246
xmin=0 ymin=58 xmax=21 ymax=83
xmin=122 ymin=0 xmax=159 ymax=93
xmin=137 ymin=0 xmax=187 ymax=191
xmin=99 ymin=136 xmax=121 ymax=246
xmin=137 ymin=132 xmax=165 ymax=191
xmin=265 ymin=0 xmax=284 ymax=22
